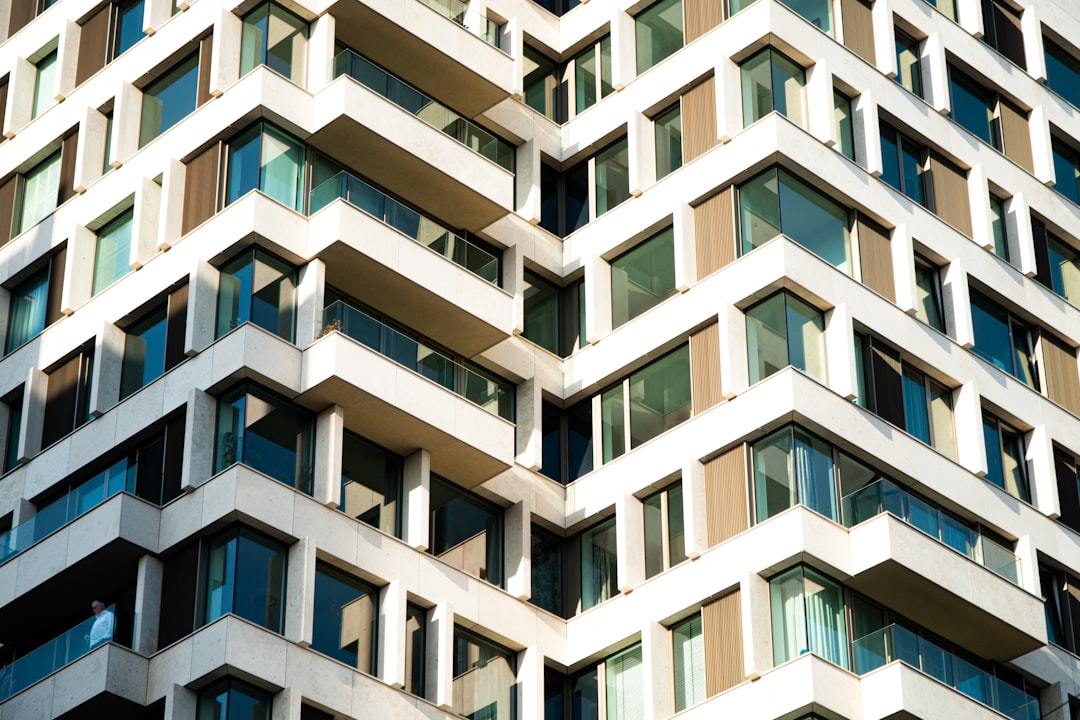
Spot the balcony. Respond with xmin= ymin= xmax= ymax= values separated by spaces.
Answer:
xmin=854 ymin=625 xmax=1039 ymax=720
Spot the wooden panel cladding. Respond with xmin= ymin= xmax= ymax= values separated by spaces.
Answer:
xmin=999 ymin=98 xmax=1033 ymax=173
xmin=868 ymin=336 xmax=905 ymax=428
xmin=683 ymin=0 xmax=723 ymax=44
xmin=76 ymin=4 xmax=110 ymax=86
xmin=8 ymin=0 xmax=36 ymax=37
xmin=196 ymin=34 xmax=214 ymax=106
xmin=181 ymin=141 xmax=221 ymax=234
xmin=681 ymin=76 xmax=717 ymax=163
xmin=41 ymin=348 xmax=91 ymax=447
xmin=45 ymin=245 xmax=67 ymax=325
xmin=0 ymin=175 xmax=17 ymax=246
xmin=58 ymin=129 xmax=79 ymax=204
xmin=840 ymin=0 xmax=875 ymax=63
xmin=694 ymin=187 xmax=736 ymax=279
xmin=704 ymin=444 xmax=748 ymax=546
xmin=929 ymin=153 xmax=972 ymax=237
xmin=690 ymin=322 xmax=722 ymax=412
xmin=164 ymin=282 xmax=189 ymax=370
xmin=987 ymin=0 xmax=1026 ymax=68
xmin=702 ymin=589 xmax=744 ymax=696
xmin=1040 ymin=330 xmax=1080 ymax=416
xmin=856 ymin=213 xmax=895 ymax=302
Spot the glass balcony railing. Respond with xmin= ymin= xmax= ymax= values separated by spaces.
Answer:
xmin=334 ymin=49 xmax=515 ymax=172
xmin=411 ymin=0 xmax=504 ymax=51
xmin=0 ymin=459 xmax=131 ymax=566
xmin=842 ymin=479 xmax=1021 ymax=585
xmin=322 ymin=300 xmax=511 ymax=420
xmin=310 ymin=171 xmax=499 ymax=284
xmin=0 ymin=604 xmax=117 ymax=702
xmin=852 ymin=625 xmax=1039 ymax=720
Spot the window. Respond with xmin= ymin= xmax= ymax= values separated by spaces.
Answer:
xmin=1041 ymin=561 xmax=1080 ymax=654
xmin=770 ymin=565 xmax=847 ymax=668
xmin=741 ymin=48 xmax=806 ymax=129
xmin=573 ymin=37 xmax=613 ymax=116
xmin=833 ymin=91 xmax=855 ymax=161
xmin=671 ymin=614 xmax=704 ymax=711
xmin=654 ymin=104 xmax=682 ymax=179
xmin=16 ymin=149 xmax=62 ymax=235
xmin=530 ymin=524 xmax=565 ymax=616
xmin=989 ymin=194 xmax=1010 ymax=261
xmin=225 ymin=122 xmax=305 ymax=212
xmin=120 ymin=285 xmax=188 ymax=399
xmin=540 ymin=399 xmax=593 ymax=484
xmin=197 ymin=678 xmax=272 ymax=720
xmin=5 ymin=249 xmax=64 ymax=354
xmin=213 ymin=382 xmax=315 ymax=493
xmin=113 ymin=0 xmax=145 ymax=58
xmin=3 ymin=390 xmax=22 ymax=473
xmin=203 ymin=526 xmax=286 ymax=633
xmin=753 ymin=425 xmax=839 ymax=522
xmin=240 ymin=3 xmax=309 ymax=84
xmin=405 ymin=603 xmax=426 ymax=697
xmin=611 ymin=227 xmax=676 ymax=328
xmin=643 ymin=482 xmax=685 ymax=578
xmin=32 ymin=48 xmax=58 ymax=118
xmin=430 ymin=475 xmax=503 ymax=586
xmin=41 ymin=345 xmax=93 ymax=448
xmin=541 ymin=162 xmax=588 ymax=236
xmin=601 ymin=344 xmax=691 ymax=463
xmin=1045 ymin=38 xmax=1080 ymax=110
xmin=924 ymin=0 xmax=956 ymax=20
xmin=524 ymin=46 xmax=559 ymax=121
xmin=855 ymin=334 xmax=956 ymax=457
xmin=339 ymin=431 xmax=401 ymax=536
xmin=544 ymin=643 xmax=644 ymax=720
xmin=879 ymin=123 xmax=927 ymax=207
xmin=312 ymin=563 xmax=377 ymax=671
xmin=980 ymin=0 xmax=1025 ymax=68
xmin=581 ymin=517 xmax=618 ymax=610
xmin=780 ymin=0 xmax=833 ymax=34
xmin=139 ymin=51 xmax=199 ymax=147
xmin=1053 ymin=447 xmax=1080 ymax=535
xmin=91 ymin=207 xmax=133 ymax=294
xmin=1052 ymin=135 xmax=1080 ymax=205
xmin=746 ymin=292 xmax=826 ymax=385
xmin=635 ymin=0 xmax=683 ymax=74
xmin=594 ymin=138 xmax=630 ymax=217
xmin=983 ymin=411 xmax=1030 ymax=502
xmin=948 ymin=69 xmax=1000 ymax=148
xmin=739 ymin=167 xmax=851 ymax=274
xmin=1045 ymin=234 xmax=1080 ymax=305
xmin=523 ymin=271 xmax=586 ymax=356
xmin=913 ymin=255 xmax=944 ymax=331
xmin=894 ymin=29 xmax=923 ymax=98
xmin=528 ymin=0 xmax=578 ymax=15
xmin=970 ymin=290 xmax=1039 ymax=389
xmin=453 ymin=627 xmax=517 ymax=720
xmin=215 ymin=248 xmax=297 ymax=341
xmin=75 ymin=0 xmax=146 ymax=86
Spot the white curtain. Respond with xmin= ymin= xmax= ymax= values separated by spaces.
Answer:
xmin=605 ymin=645 xmax=643 ymax=720
xmin=672 ymin=616 xmax=704 ymax=711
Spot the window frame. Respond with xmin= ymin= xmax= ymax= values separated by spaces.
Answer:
xmin=610 ymin=226 xmax=677 ymax=329
xmin=982 ymin=410 xmax=1031 ymax=502
xmin=947 ymin=67 xmax=1002 ymax=150
xmin=196 ymin=677 xmax=272 ymax=720
xmin=429 ymin=475 xmax=505 ymax=587
xmin=740 ymin=47 xmax=807 ymax=129
xmin=91 ymin=205 xmax=135 ymax=295
xmin=879 ymin=123 xmax=930 ymax=208
xmin=239 ymin=2 xmax=310 ymax=85
xmin=745 ymin=291 xmax=827 ymax=385
xmin=311 ymin=561 xmax=379 ymax=671
xmin=969 ymin=290 xmax=1040 ymax=390
xmin=634 ymin=0 xmax=684 ymax=74
xmin=913 ymin=254 xmax=945 ymax=332
xmin=653 ymin=102 xmax=682 ymax=180
xmin=894 ymin=27 xmax=923 ymax=98
xmin=643 ymin=481 xmax=686 ymax=579
xmin=138 ymin=50 xmax=200 ymax=148
xmin=201 ymin=525 xmax=287 ymax=633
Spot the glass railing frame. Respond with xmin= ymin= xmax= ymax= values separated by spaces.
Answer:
xmin=411 ymin=0 xmax=506 ymax=51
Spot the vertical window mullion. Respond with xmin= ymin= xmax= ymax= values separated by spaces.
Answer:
xmin=622 ymin=377 xmax=632 ymax=452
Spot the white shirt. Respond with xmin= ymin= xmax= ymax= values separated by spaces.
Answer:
xmin=89 ymin=609 xmax=114 ymax=647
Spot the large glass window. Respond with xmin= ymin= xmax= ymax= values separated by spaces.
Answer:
xmin=611 ymin=227 xmax=676 ymax=328
xmin=770 ymin=565 xmax=848 ymax=668
xmin=895 ymin=29 xmax=923 ymax=98
xmin=879 ymin=124 xmax=927 ymax=208
xmin=17 ymin=149 xmax=62 ymax=235
xmin=453 ymin=627 xmax=517 ymax=720
xmin=203 ymin=527 xmax=286 ymax=633
xmin=1046 ymin=38 xmax=1080 ymax=110
xmin=530 ymin=524 xmax=564 ymax=616
xmin=594 ymin=138 xmax=630 ymax=217
xmin=92 ymin=207 xmax=134 ymax=295
xmin=741 ymin=48 xmax=806 ymax=129
xmin=120 ymin=303 xmax=167 ymax=399
xmin=113 ymin=0 xmax=145 ymax=58
xmin=981 ymin=0 xmax=1025 ymax=68
xmin=654 ymin=105 xmax=682 ymax=180
xmin=32 ymin=48 xmax=58 ymax=119
xmin=601 ymin=345 xmax=691 ymax=462
xmin=739 ymin=167 xmax=851 ymax=274
xmin=540 ymin=399 xmax=594 ymax=484
xmin=405 ymin=603 xmax=426 ymax=697
xmin=197 ymin=678 xmax=271 ymax=720
xmin=913 ymin=256 xmax=944 ymax=331
xmin=581 ymin=517 xmax=618 ymax=611
xmin=746 ymin=292 xmax=826 ymax=385
xmin=523 ymin=272 xmax=586 ymax=357
xmin=226 ymin=122 xmax=305 ymax=212
xmin=924 ymin=0 xmax=957 ymax=20
xmin=1053 ymin=135 xmax=1080 ymax=205
xmin=949 ymin=69 xmax=1000 ymax=148
xmin=213 ymin=382 xmax=314 ymax=493
xmin=1040 ymin=562 xmax=1080 ymax=654
xmin=240 ymin=3 xmax=309 ymax=84
xmin=834 ymin=91 xmax=854 ymax=161
xmin=635 ymin=0 xmax=683 ymax=73
xmin=605 ymin=644 xmax=644 ymax=720
xmin=312 ymin=563 xmax=377 ymax=671
xmin=215 ymin=248 xmax=297 ymax=341
xmin=753 ymin=425 xmax=837 ymax=523
xmin=339 ymin=431 xmax=401 ymax=536
xmin=5 ymin=265 xmax=50 ymax=354
xmin=970 ymin=290 xmax=1039 ymax=389
xmin=643 ymin=482 xmax=685 ymax=579
xmin=989 ymin=194 xmax=1010 ymax=262
xmin=672 ymin=614 xmax=704 ymax=711
xmin=1047 ymin=235 xmax=1080 ymax=305
xmin=782 ymin=0 xmax=833 ymax=33
xmin=139 ymin=52 xmax=198 ymax=147
xmin=983 ymin=411 xmax=1030 ymax=502
xmin=573 ymin=37 xmax=613 ymax=116
xmin=430 ymin=476 xmax=503 ymax=586
xmin=524 ymin=46 xmax=560 ymax=122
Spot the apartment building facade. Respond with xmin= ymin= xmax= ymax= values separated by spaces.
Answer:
xmin=0 ymin=0 xmax=1079 ymax=717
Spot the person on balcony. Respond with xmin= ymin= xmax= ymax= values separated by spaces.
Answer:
xmin=87 ymin=600 xmax=114 ymax=648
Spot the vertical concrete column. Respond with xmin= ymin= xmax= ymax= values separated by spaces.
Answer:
xmin=1028 ymin=425 xmax=1059 ymax=519
xmin=403 ymin=448 xmax=431 ymax=551
xmin=805 ymin=57 xmax=835 ymax=147
xmin=285 ymin=536 xmax=315 ymax=647
xmin=1038 ymin=683 xmax=1069 ymax=720
xmin=743 ymin=571 xmax=771 ymax=676
xmin=19 ymin=368 xmax=46 ymax=461
xmin=57 ymin=21 xmax=79 ymax=101
xmin=159 ymin=158 xmax=185 ymax=251
xmin=610 ymin=7 xmax=635 ymax=91
xmin=941 ymin=257 xmax=974 ymax=348
xmin=11 ymin=498 xmax=35 ymax=528
xmin=89 ymin=322 xmax=124 ymax=417
xmin=1022 ymin=7 xmax=1046 ymax=82
xmin=4 ymin=57 xmax=34 ymax=137
xmin=0 ymin=285 xmax=9 ymax=353
xmin=313 ymin=404 xmax=343 ymax=508
xmin=923 ymin=32 xmax=950 ymax=114
xmin=296 ymin=258 xmax=325 ymax=348
xmin=718 ymin=303 xmax=748 ymax=398
xmin=871 ymin=0 xmax=897 ymax=78
xmin=953 ymin=380 xmax=987 ymax=477
xmin=429 ymin=602 xmax=454 ymax=709
xmin=967 ymin=166 xmax=994 ymax=251
xmin=186 ymin=258 xmax=219 ymax=355
xmin=506 ymin=501 xmax=529 ymax=599
xmin=584 ymin=254 xmax=612 ymax=344
xmin=672 ymin=202 xmax=696 ymax=291
xmin=505 ymin=244 xmax=525 ymax=336
xmin=824 ymin=303 xmax=857 ymax=401
xmin=0 ymin=401 xmax=10 ymax=467
xmin=616 ymin=494 xmax=643 ymax=594
xmin=715 ymin=57 xmax=742 ymax=143
xmin=1008 ymin=193 xmax=1037 ymax=278
xmin=642 ymin=620 xmax=672 ymax=720
xmin=74 ymin=105 xmax=108 ymax=193
xmin=61 ymin=225 xmax=95 ymax=314
xmin=211 ymin=8 xmax=242 ymax=97
xmin=855 ymin=90 xmax=882 ymax=177
xmin=890 ymin=223 xmax=917 ymax=315
xmin=629 ymin=111 xmax=654 ymax=196
xmin=271 ymin=687 xmax=301 ymax=720
xmin=164 ymin=684 xmax=198 ymax=720
xmin=307 ymin=13 xmax=336 ymax=93
xmin=516 ymin=139 xmax=541 ymax=224
xmin=957 ymin=0 xmax=984 ymax=37
xmin=507 ymin=17 xmax=524 ymax=98
xmin=133 ymin=554 xmax=164 ymax=654
xmin=112 ymin=81 xmax=143 ymax=168
xmin=462 ymin=0 xmax=488 ymax=40
xmin=181 ymin=388 xmax=216 ymax=491
xmin=379 ymin=579 xmax=407 ymax=688
xmin=1012 ymin=535 xmax=1040 ymax=596
xmin=519 ymin=646 xmax=544 ymax=720
xmin=143 ymin=0 xmax=172 ymax=34
xmin=133 ymin=177 xmax=162 ymax=268
xmin=682 ymin=458 xmax=707 ymax=559
xmin=516 ymin=377 xmax=541 ymax=470
xmin=1028 ymin=106 xmax=1055 ymax=186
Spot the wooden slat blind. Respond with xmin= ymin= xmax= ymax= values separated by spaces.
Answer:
xmin=683 ymin=0 xmax=723 ymax=43
xmin=999 ymin=99 xmax=1033 ymax=173
xmin=0 ymin=175 xmax=17 ymax=246
xmin=929 ymin=153 xmax=972 ymax=237
xmin=76 ymin=5 xmax=110 ymax=86
xmin=1041 ymin=331 xmax=1080 ymax=416
xmin=694 ymin=187 xmax=735 ymax=279
xmin=704 ymin=444 xmax=747 ymax=546
xmin=840 ymin=0 xmax=876 ymax=63
xmin=8 ymin=0 xmax=36 ymax=37
xmin=45 ymin=245 xmax=66 ymax=324
xmin=196 ymin=34 xmax=214 ymax=106
xmin=702 ymin=590 xmax=744 ymax=696
xmin=181 ymin=142 xmax=221 ymax=234
xmin=58 ymin=129 xmax=79 ymax=204
xmin=869 ymin=338 xmax=905 ymax=427
xmin=165 ymin=282 xmax=189 ymax=369
xmin=856 ymin=213 xmax=894 ymax=302
xmin=681 ymin=76 xmax=717 ymax=163
xmin=690 ymin=322 xmax=722 ymax=412
xmin=989 ymin=0 xmax=1026 ymax=68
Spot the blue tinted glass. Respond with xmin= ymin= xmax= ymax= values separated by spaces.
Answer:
xmin=120 ymin=304 xmax=167 ymax=399
xmin=1053 ymin=142 xmax=1080 ymax=204
xmin=901 ymin=368 xmax=931 ymax=443
xmin=234 ymin=530 xmax=285 ymax=631
xmin=6 ymin=268 xmax=48 ymax=353
xmin=880 ymin=131 xmax=901 ymax=192
xmin=983 ymin=416 xmax=1005 ymax=491
xmin=114 ymin=0 xmax=145 ymax=57
xmin=566 ymin=400 xmax=593 ymax=481
xmin=970 ymin=293 xmax=1013 ymax=374
xmin=564 ymin=161 xmax=590 ymax=234
xmin=793 ymin=427 xmax=837 ymax=521
xmin=950 ymin=74 xmax=995 ymax=145
xmin=312 ymin=565 xmax=376 ymax=669
xmin=1046 ymin=41 xmax=1080 ymax=109
xmin=226 ymin=127 xmax=263 ymax=204
xmin=778 ymin=170 xmax=849 ymax=272
xmin=900 ymin=142 xmax=924 ymax=205
xmin=141 ymin=52 xmax=198 ymax=145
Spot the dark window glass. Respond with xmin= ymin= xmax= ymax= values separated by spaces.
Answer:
xmin=113 ymin=0 xmax=145 ymax=58
xmin=430 ymin=476 xmax=503 ymax=586
xmin=970 ymin=291 xmax=1038 ymax=389
xmin=405 ymin=603 xmax=426 ymax=697
xmin=197 ymin=678 xmax=272 ymax=720
xmin=949 ymin=70 xmax=999 ymax=148
xmin=880 ymin=124 xmax=926 ymax=207
xmin=240 ymin=3 xmax=309 ymax=83
xmin=1046 ymin=38 xmax=1080 ymax=110
xmin=453 ymin=627 xmax=517 ymax=720
xmin=3 ymin=392 xmax=22 ymax=473
xmin=895 ymin=29 xmax=923 ymax=97
xmin=983 ymin=412 xmax=1030 ymax=502
xmin=340 ymin=431 xmax=402 ymax=536
xmin=6 ymin=266 xmax=49 ymax=354
xmin=834 ymin=91 xmax=855 ymax=161
xmin=524 ymin=270 xmax=560 ymax=353
xmin=312 ymin=563 xmax=377 ymax=671
xmin=530 ymin=524 xmax=563 ymax=615
xmin=139 ymin=52 xmax=198 ymax=147
xmin=121 ymin=303 xmax=167 ymax=399
xmin=203 ymin=527 xmax=286 ymax=633
xmin=215 ymin=248 xmax=297 ymax=341
xmin=990 ymin=195 xmax=1009 ymax=261
xmin=1053 ymin=136 xmax=1080 ymax=205
xmin=654 ymin=104 xmax=682 ymax=179
xmin=524 ymin=46 xmax=560 ymax=121
xmin=580 ymin=517 xmax=617 ymax=610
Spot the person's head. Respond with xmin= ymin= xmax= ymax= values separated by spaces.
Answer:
xmin=91 ymin=600 xmax=105 ymax=614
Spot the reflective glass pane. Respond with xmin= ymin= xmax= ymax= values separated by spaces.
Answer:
xmin=33 ymin=50 xmax=57 ymax=118
xmin=1046 ymin=39 xmax=1080 ymax=109
xmin=989 ymin=195 xmax=1009 ymax=261
xmin=771 ymin=51 xmax=806 ymax=128
xmin=6 ymin=267 xmax=48 ymax=353
xmin=754 ymin=427 xmax=795 ymax=522
xmin=523 ymin=271 xmax=560 ymax=353
xmin=895 ymin=30 xmax=923 ymax=97
xmin=914 ymin=260 xmax=943 ymax=331
xmin=784 ymin=294 xmax=826 ymax=382
xmin=340 ymin=431 xmax=401 ymax=536
xmin=793 ymin=426 xmax=837 ymax=521
xmin=747 ymin=293 xmax=788 ymax=384
xmin=139 ymin=52 xmax=198 ymax=147
xmin=635 ymin=0 xmax=683 ymax=73
xmin=950 ymin=72 xmax=997 ymax=147
xmin=430 ymin=476 xmax=503 ymax=586
xmin=740 ymin=169 xmax=781 ymax=254
xmin=643 ymin=491 xmax=664 ymax=579
xmin=120 ymin=303 xmax=167 ymax=399
xmin=524 ymin=46 xmax=559 ymax=121
xmin=203 ymin=528 xmax=285 ymax=633
xmin=452 ymin=629 xmax=517 ymax=720
xmin=312 ymin=563 xmax=377 ymax=671
xmin=834 ymin=91 xmax=854 ymax=160
xmin=778 ymin=170 xmax=850 ymax=273
xmin=611 ymin=228 xmax=676 ymax=327
xmin=601 ymin=385 xmax=625 ymax=463
xmin=605 ymin=644 xmax=643 ymax=720
xmin=1052 ymin=139 xmax=1080 ymax=205
xmin=654 ymin=105 xmax=682 ymax=179
xmin=581 ymin=517 xmax=617 ymax=610
xmin=595 ymin=138 xmax=629 ymax=216
xmin=880 ymin=129 xmax=902 ymax=194
xmin=18 ymin=150 xmax=61 ymax=234
xmin=92 ymin=208 xmax=134 ymax=295
xmin=672 ymin=615 xmax=704 ymax=711
xmin=114 ymin=0 xmax=145 ymax=58
xmin=628 ymin=344 xmax=690 ymax=448
xmin=575 ymin=45 xmax=597 ymax=113
xmin=741 ymin=50 xmax=773 ymax=126
xmin=783 ymin=0 xmax=833 ymax=34
xmin=216 ymin=249 xmax=297 ymax=341
xmin=530 ymin=525 xmax=563 ymax=615
xmin=970 ymin=292 xmax=1013 ymax=374
xmin=1048 ymin=236 xmax=1080 ymax=304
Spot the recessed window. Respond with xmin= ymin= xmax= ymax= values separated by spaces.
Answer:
xmin=595 ymin=138 xmax=630 ymax=217
xmin=32 ymin=47 xmax=58 ymax=119
xmin=980 ymin=0 xmax=1025 ymax=68
xmin=91 ymin=207 xmax=134 ymax=295
xmin=16 ymin=149 xmax=61 ymax=235
xmin=139 ymin=51 xmax=199 ymax=147
xmin=1041 ymin=561 xmax=1080 ymax=653
xmin=5 ymin=249 xmax=64 ymax=355
xmin=770 ymin=565 xmax=848 ymax=668
xmin=833 ymin=91 xmax=855 ymax=161
xmin=894 ymin=29 xmax=923 ymax=98
xmin=983 ymin=411 xmax=1030 ymax=502
xmin=225 ymin=122 xmax=305 ymax=212
xmin=120 ymin=304 xmax=166 ymax=398
xmin=523 ymin=46 xmax=559 ymax=121
xmin=240 ymin=3 xmax=309 ymax=84
xmin=203 ymin=526 xmax=286 ymax=633
xmin=913 ymin=255 xmax=944 ymax=331
xmin=989 ymin=194 xmax=1010 ymax=262
xmin=405 ymin=603 xmax=426 ymax=697
xmin=672 ymin=614 xmax=704 ymax=711
xmin=113 ymin=0 xmax=145 ymax=58
xmin=611 ymin=227 xmax=676 ymax=328
xmin=581 ymin=517 xmax=618 ymax=610
xmin=970 ymin=290 xmax=1039 ymax=389
xmin=741 ymin=48 xmax=806 ymax=129
xmin=1045 ymin=37 xmax=1080 ymax=110
xmin=879 ymin=123 xmax=927 ymax=207
xmin=654 ymin=104 xmax=682 ymax=179
xmin=523 ymin=271 xmax=586 ymax=356
xmin=453 ymin=628 xmax=517 ymax=720
xmin=540 ymin=399 xmax=593 ymax=484
xmin=949 ymin=69 xmax=1000 ymax=148
xmin=781 ymin=0 xmax=833 ymax=34
xmin=545 ymin=643 xmax=643 ymax=719
xmin=753 ymin=425 xmax=839 ymax=522
xmin=41 ymin=345 xmax=94 ymax=448
xmin=746 ymin=292 xmax=826 ymax=385
xmin=635 ymin=0 xmax=683 ymax=74
xmin=643 ymin=482 xmax=686 ymax=578
xmin=312 ymin=563 xmax=378 ymax=671
xmin=430 ymin=475 xmax=504 ymax=586
xmin=924 ymin=0 xmax=957 ymax=20
xmin=215 ymin=248 xmax=297 ymax=341
xmin=3 ymin=390 xmax=22 ymax=473
xmin=529 ymin=524 xmax=565 ymax=616
xmin=601 ymin=344 xmax=691 ymax=462
xmin=1052 ymin=136 xmax=1080 ymax=205
xmin=573 ymin=37 xmax=613 ymax=116
xmin=1046 ymin=234 xmax=1080 ymax=305
xmin=197 ymin=678 xmax=272 ymax=720
xmin=339 ymin=431 xmax=402 ymax=537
